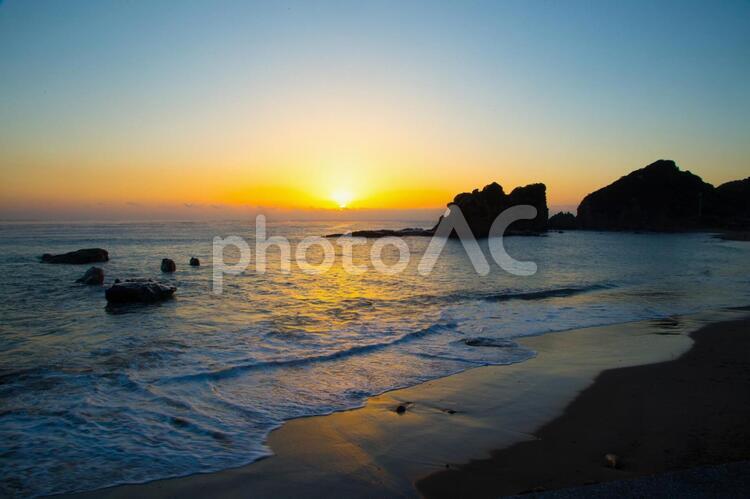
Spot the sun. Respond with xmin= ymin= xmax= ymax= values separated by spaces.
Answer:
xmin=330 ymin=190 xmax=353 ymax=209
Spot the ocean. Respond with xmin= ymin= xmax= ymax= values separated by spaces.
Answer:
xmin=1 ymin=220 xmax=749 ymax=497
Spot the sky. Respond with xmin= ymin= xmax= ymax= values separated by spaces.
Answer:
xmin=1 ymin=0 xmax=749 ymax=220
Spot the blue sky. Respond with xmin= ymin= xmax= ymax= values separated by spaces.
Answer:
xmin=1 ymin=0 xmax=748 ymax=219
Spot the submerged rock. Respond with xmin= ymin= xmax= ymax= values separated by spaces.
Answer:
xmin=189 ymin=257 xmax=200 ymax=267
xmin=161 ymin=258 xmax=176 ymax=273
xmin=76 ymin=267 xmax=104 ymax=285
xmin=105 ymin=279 xmax=176 ymax=304
xmin=41 ymin=248 xmax=109 ymax=264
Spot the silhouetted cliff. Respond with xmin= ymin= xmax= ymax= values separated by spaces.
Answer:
xmin=576 ymin=160 xmax=721 ymax=230
xmin=715 ymin=177 xmax=750 ymax=229
xmin=444 ymin=182 xmax=548 ymax=237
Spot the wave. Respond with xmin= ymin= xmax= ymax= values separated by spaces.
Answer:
xmin=444 ymin=283 xmax=612 ymax=304
xmin=156 ymin=321 xmax=458 ymax=385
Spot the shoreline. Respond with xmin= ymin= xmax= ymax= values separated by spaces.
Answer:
xmin=418 ymin=310 xmax=750 ymax=497
xmin=63 ymin=308 xmax=749 ymax=498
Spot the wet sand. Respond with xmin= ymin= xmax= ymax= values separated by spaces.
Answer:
xmin=64 ymin=308 xmax=749 ymax=498
xmin=417 ymin=312 xmax=750 ymax=497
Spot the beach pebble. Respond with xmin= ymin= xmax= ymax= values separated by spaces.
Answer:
xmin=604 ymin=453 xmax=620 ymax=468
xmin=161 ymin=258 xmax=176 ymax=272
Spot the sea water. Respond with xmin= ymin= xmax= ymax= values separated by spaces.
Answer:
xmin=1 ymin=221 xmax=749 ymax=496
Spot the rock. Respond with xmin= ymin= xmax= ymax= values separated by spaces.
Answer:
xmin=105 ymin=279 xmax=176 ymax=304
xmin=189 ymin=257 xmax=200 ymax=267
xmin=161 ymin=258 xmax=176 ymax=273
xmin=41 ymin=248 xmax=109 ymax=264
xmin=323 ymin=182 xmax=548 ymax=239
xmin=713 ymin=231 xmax=750 ymax=242
xmin=604 ymin=453 xmax=620 ymax=469
xmin=715 ymin=177 xmax=750 ymax=229
xmin=76 ymin=267 xmax=104 ymax=285
xmin=577 ymin=160 xmax=719 ymax=231
xmin=325 ymin=227 xmax=434 ymax=238
xmin=548 ymin=211 xmax=578 ymax=230
xmin=395 ymin=405 xmax=407 ymax=414
xmin=439 ymin=182 xmax=548 ymax=238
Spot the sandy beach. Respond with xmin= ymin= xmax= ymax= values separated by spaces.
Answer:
xmin=418 ymin=309 xmax=750 ymax=497
xmin=61 ymin=307 xmax=750 ymax=498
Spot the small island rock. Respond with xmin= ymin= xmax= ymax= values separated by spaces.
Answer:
xmin=41 ymin=248 xmax=109 ymax=264
xmin=548 ymin=211 xmax=578 ymax=230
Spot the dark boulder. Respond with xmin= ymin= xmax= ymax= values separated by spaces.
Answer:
xmin=189 ymin=257 xmax=200 ymax=267
xmin=548 ymin=211 xmax=578 ymax=230
xmin=76 ymin=266 xmax=104 ymax=285
xmin=161 ymin=258 xmax=176 ymax=273
xmin=105 ymin=279 xmax=176 ymax=304
xmin=41 ymin=248 xmax=109 ymax=264
xmin=439 ymin=182 xmax=548 ymax=237
xmin=577 ymin=160 xmax=718 ymax=231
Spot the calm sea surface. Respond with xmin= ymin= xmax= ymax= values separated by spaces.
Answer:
xmin=1 ymin=221 xmax=749 ymax=496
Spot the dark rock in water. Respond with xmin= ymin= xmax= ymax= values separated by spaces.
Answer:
xmin=326 ymin=227 xmax=434 ymax=238
xmin=161 ymin=258 xmax=176 ymax=273
xmin=713 ymin=231 xmax=750 ymax=242
xmin=462 ymin=337 xmax=518 ymax=348
xmin=41 ymin=248 xmax=109 ymax=264
xmin=105 ymin=279 xmax=176 ymax=304
xmin=577 ymin=160 xmax=719 ymax=231
xmin=395 ymin=404 xmax=407 ymax=414
xmin=76 ymin=267 xmax=104 ymax=285
xmin=189 ymin=257 xmax=200 ymax=267
xmin=548 ymin=211 xmax=578 ymax=230
xmin=439 ymin=182 xmax=549 ymax=238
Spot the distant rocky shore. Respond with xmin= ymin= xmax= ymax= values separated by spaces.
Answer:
xmin=326 ymin=159 xmax=750 ymax=238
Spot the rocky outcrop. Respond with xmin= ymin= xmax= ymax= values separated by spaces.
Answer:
xmin=442 ymin=182 xmax=548 ymax=237
xmin=577 ymin=160 xmax=718 ymax=231
xmin=76 ymin=267 xmax=104 ymax=285
xmin=189 ymin=257 xmax=200 ymax=267
xmin=41 ymin=248 xmax=109 ymax=264
xmin=105 ymin=279 xmax=176 ymax=304
xmin=715 ymin=177 xmax=750 ymax=229
xmin=548 ymin=212 xmax=578 ymax=230
xmin=323 ymin=182 xmax=548 ymax=239
xmin=161 ymin=258 xmax=176 ymax=272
